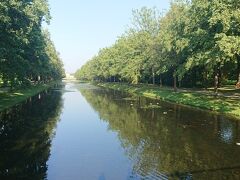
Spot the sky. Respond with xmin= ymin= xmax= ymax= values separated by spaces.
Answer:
xmin=47 ymin=0 xmax=170 ymax=73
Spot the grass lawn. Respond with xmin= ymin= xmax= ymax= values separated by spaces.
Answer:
xmin=0 ymin=82 xmax=58 ymax=112
xmin=97 ymin=82 xmax=240 ymax=119
xmin=208 ymin=85 xmax=240 ymax=94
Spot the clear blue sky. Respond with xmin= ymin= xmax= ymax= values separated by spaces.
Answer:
xmin=47 ymin=0 xmax=170 ymax=73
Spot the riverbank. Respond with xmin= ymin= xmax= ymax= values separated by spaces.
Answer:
xmin=0 ymin=82 xmax=59 ymax=112
xmin=97 ymin=83 xmax=240 ymax=119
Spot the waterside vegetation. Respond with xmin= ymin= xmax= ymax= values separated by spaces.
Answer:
xmin=75 ymin=0 xmax=240 ymax=93
xmin=97 ymin=82 xmax=240 ymax=118
xmin=0 ymin=81 xmax=59 ymax=112
xmin=0 ymin=0 xmax=65 ymax=89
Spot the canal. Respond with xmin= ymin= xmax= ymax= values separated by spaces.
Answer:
xmin=0 ymin=82 xmax=240 ymax=179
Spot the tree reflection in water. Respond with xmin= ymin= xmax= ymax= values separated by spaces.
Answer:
xmin=79 ymin=87 xmax=240 ymax=179
xmin=0 ymin=87 xmax=63 ymax=180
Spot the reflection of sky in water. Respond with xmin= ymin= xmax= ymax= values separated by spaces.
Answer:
xmin=219 ymin=118 xmax=234 ymax=144
xmin=220 ymin=129 xmax=233 ymax=143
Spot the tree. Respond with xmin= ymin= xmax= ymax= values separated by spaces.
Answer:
xmin=0 ymin=0 xmax=64 ymax=88
xmin=75 ymin=1 xmax=240 ymax=91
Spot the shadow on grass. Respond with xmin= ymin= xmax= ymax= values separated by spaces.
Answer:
xmin=0 ymin=83 xmax=55 ymax=112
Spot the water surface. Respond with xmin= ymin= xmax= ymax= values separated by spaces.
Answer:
xmin=1 ymin=82 xmax=240 ymax=179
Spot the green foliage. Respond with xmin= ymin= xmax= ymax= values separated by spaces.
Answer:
xmin=98 ymin=82 xmax=240 ymax=118
xmin=0 ymin=0 xmax=65 ymax=88
xmin=75 ymin=0 xmax=240 ymax=89
xmin=0 ymin=81 xmax=59 ymax=111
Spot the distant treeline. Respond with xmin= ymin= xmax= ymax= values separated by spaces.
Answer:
xmin=0 ymin=0 xmax=65 ymax=88
xmin=75 ymin=0 xmax=240 ymax=91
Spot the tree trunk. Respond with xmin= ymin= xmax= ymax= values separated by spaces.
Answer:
xmin=217 ymin=64 xmax=222 ymax=88
xmin=3 ymin=76 xmax=8 ymax=87
xmin=214 ymin=73 xmax=219 ymax=94
xmin=173 ymin=70 xmax=177 ymax=92
xmin=152 ymin=67 xmax=155 ymax=85
xmin=135 ymin=75 xmax=139 ymax=84
xmin=237 ymin=55 xmax=240 ymax=83
xmin=204 ymin=71 xmax=208 ymax=90
xmin=192 ymin=68 xmax=197 ymax=87
xmin=38 ymin=75 xmax=41 ymax=83
xmin=159 ymin=74 xmax=163 ymax=88
xmin=178 ymin=80 xmax=181 ymax=88
xmin=134 ymin=70 xmax=139 ymax=84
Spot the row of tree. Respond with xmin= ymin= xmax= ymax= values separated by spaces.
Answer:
xmin=75 ymin=0 xmax=240 ymax=91
xmin=0 ymin=0 xmax=65 ymax=88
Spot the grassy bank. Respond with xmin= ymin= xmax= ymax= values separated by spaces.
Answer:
xmin=97 ymin=83 xmax=240 ymax=119
xmin=0 ymin=82 xmax=59 ymax=112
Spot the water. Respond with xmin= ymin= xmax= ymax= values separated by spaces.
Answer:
xmin=1 ymin=82 xmax=240 ymax=179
